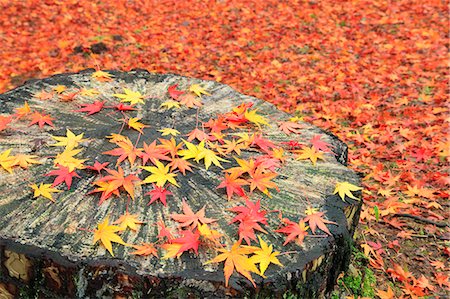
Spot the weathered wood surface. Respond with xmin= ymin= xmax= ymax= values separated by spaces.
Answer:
xmin=0 ymin=69 xmax=361 ymax=298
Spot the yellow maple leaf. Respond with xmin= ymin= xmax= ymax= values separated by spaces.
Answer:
xmin=205 ymin=241 xmax=259 ymax=287
xmin=54 ymin=148 xmax=86 ymax=172
xmin=0 ymin=149 xmax=16 ymax=173
xmin=249 ymin=236 xmax=283 ymax=276
xmin=113 ymin=88 xmax=144 ymax=105
xmin=160 ymin=101 xmax=181 ymax=110
xmin=91 ymin=70 xmax=113 ymax=81
xmin=198 ymin=223 xmax=222 ymax=244
xmin=161 ymin=243 xmax=183 ymax=259
xmin=127 ymin=117 xmax=148 ymax=134
xmin=189 ymin=84 xmax=211 ymax=97
xmin=30 ymin=183 xmax=62 ymax=202
xmin=14 ymin=101 xmax=31 ymax=118
xmin=140 ymin=160 xmax=179 ymax=187
xmin=112 ymin=212 xmax=144 ymax=231
xmin=79 ymin=88 xmax=100 ymax=97
xmin=333 ymin=181 xmax=362 ymax=201
xmin=244 ymin=109 xmax=269 ymax=128
xmin=196 ymin=141 xmax=229 ymax=170
xmin=177 ymin=140 xmax=201 ymax=161
xmin=53 ymin=85 xmax=66 ymax=94
xmin=50 ymin=129 xmax=87 ymax=150
xmin=295 ymin=146 xmax=324 ymax=166
xmin=92 ymin=217 xmax=128 ymax=256
xmin=12 ymin=154 xmax=41 ymax=169
xmin=158 ymin=128 xmax=180 ymax=136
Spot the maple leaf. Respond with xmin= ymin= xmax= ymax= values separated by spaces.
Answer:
xmin=205 ymin=241 xmax=259 ymax=287
xmin=130 ymin=243 xmax=158 ymax=257
xmin=217 ymin=171 xmax=248 ymax=200
xmin=244 ymin=109 xmax=269 ymax=128
xmin=114 ymin=103 xmax=137 ymax=111
xmin=59 ymin=90 xmax=80 ymax=102
xmin=376 ymin=286 xmax=395 ymax=299
xmin=177 ymin=139 xmax=201 ymax=161
xmin=86 ymin=161 xmax=110 ymax=174
xmin=198 ymin=223 xmax=223 ymax=244
xmin=278 ymin=121 xmax=302 ymax=134
xmin=159 ymin=127 xmax=180 ymax=136
xmin=79 ymin=88 xmax=100 ymax=97
xmin=295 ymin=146 xmax=325 ymax=166
xmin=303 ymin=211 xmax=337 ymax=235
xmin=75 ymin=100 xmax=105 ymax=115
xmin=91 ymin=166 xmax=140 ymax=204
xmin=186 ymin=127 xmax=209 ymax=142
xmin=11 ymin=154 xmax=41 ymax=169
xmin=50 ymin=129 xmax=87 ymax=149
xmin=333 ymin=181 xmax=362 ymax=201
xmin=127 ymin=117 xmax=148 ymax=134
xmin=230 ymin=199 xmax=268 ymax=245
xmin=171 ymin=199 xmax=216 ymax=229
xmin=249 ymin=236 xmax=283 ymax=276
xmin=140 ymin=141 xmax=171 ymax=166
xmin=53 ymin=148 xmax=86 ymax=172
xmin=250 ymin=134 xmax=276 ymax=153
xmin=14 ymin=101 xmax=31 ymax=119
xmin=160 ymin=100 xmax=181 ymax=110
xmin=248 ymin=167 xmax=279 ymax=196
xmin=162 ymin=230 xmax=201 ymax=259
xmin=310 ymin=134 xmax=334 ymax=153
xmin=276 ymin=218 xmax=309 ymax=246
xmin=33 ymin=90 xmax=53 ymax=101
xmin=44 ymin=164 xmax=80 ymax=189
xmin=0 ymin=115 xmax=12 ymax=132
xmin=168 ymin=157 xmax=193 ymax=175
xmin=189 ymin=84 xmax=211 ymax=97
xmin=157 ymin=221 xmax=174 ymax=241
xmin=113 ymin=211 xmax=144 ymax=231
xmin=28 ymin=111 xmax=54 ymax=128
xmin=159 ymin=137 xmax=183 ymax=158
xmin=140 ymin=160 xmax=179 ymax=187
xmin=53 ymin=85 xmax=66 ymax=94
xmin=196 ymin=140 xmax=229 ymax=170
xmin=113 ymin=88 xmax=144 ymax=105
xmin=144 ymin=184 xmax=173 ymax=206
xmin=178 ymin=93 xmax=203 ymax=108
xmin=92 ymin=217 xmax=128 ymax=257
xmin=91 ymin=70 xmax=113 ymax=81
xmin=30 ymin=183 xmax=61 ymax=202
xmin=167 ymin=84 xmax=184 ymax=100
xmin=103 ymin=138 xmax=142 ymax=166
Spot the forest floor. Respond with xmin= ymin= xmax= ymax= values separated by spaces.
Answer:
xmin=0 ymin=1 xmax=448 ymax=298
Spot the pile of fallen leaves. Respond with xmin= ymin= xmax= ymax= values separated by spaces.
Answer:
xmin=0 ymin=0 xmax=448 ymax=297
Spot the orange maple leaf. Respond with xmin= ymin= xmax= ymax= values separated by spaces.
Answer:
xmin=171 ymin=199 xmax=216 ymax=229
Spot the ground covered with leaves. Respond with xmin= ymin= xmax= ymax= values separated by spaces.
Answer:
xmin=0 ymin=0 xmax=448 ymax=298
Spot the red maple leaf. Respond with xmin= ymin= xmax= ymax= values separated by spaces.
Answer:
xmin=229 ymin=199 xmax=268 ymax=245
xmin=171 ymin=199 xmax=216 ymax=229
xmin=0 ymin=115 xmax=12 ymax=132
xmin=303 ymin=212 xmax=337 ymax=235
xmin=140 ymin=141 xmax=171 ymax=166
xmin=75 ymin=101 xmax=105 ymax=115
xmin=168 ymin=84 xmax=184 ymax=100
xmin=172 ymin=229 xmax=201 ymax=255
xmin=276 ymin=218 xmax=309 ymax=246
xmin=28 ymin=111 xmax=54 ymax=128
xmin=113 ymin=103 xmax=137 ymax=111
xmin=157 ymin=221 xmax=174 ymax=242
xmin=145 ymin=184 xmax=173 ymax=206
xmin=86 ymin=161 xmax=110 ymax=174
xmin=251 ymin=134 xmax=276 ymax=153
xmin=310 ymin=134 xmax=334 ymax=153
xmin=45 ymin=164 xmax=80 ymax=189
xmin=217 ymin=171 xmax=248 ymax=200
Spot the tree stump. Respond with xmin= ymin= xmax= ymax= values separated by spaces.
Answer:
xmin=0 ymin=69 xmax=362 ymax=298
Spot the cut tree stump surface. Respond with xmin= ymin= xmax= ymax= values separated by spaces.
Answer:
xmin=0 ymin=69 xmax=361 ymax=298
